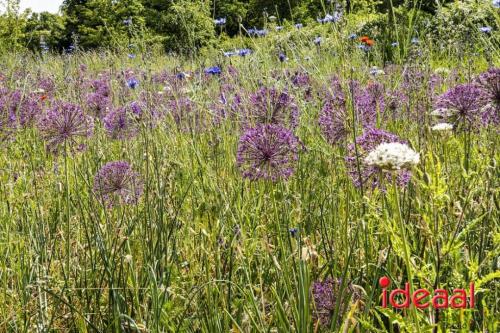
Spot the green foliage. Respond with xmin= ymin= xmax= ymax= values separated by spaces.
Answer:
xmin=143 ymin=0 xmax=215 ymax=54
xmin=430 ymin=0 xmax=500 ymax=51
xmin=22 ymin=12 xmax=66 ymax=52
xmin=61 ymin=0 xmax=145 ymax=49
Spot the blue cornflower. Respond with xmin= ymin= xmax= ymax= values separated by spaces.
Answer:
xmin=289 ymin=228 xmax=298 ymax=237
xmin=128 ymin=54 xmax=136 ymax=59
xmin=391 ymin=42 xmax=399 ymax=47
xmin=295 ymin=23 xmax=303 ymax=29
xmin=480 ymin=26 xmax=492 ymax=33
xmin=127 ymin=78 xmax=139 ymax=89
xmin=358 ymin=44 xmax=371 ymax=52
xmin=275 ymin=26 xmax=283 ymax=31
xmin=205 ymin=66 xmax=222 ymax=75
xmin=248 ymin=28 xmax=268 ymax=37
xmin=348 ymin=33 xmax=357 ymax=40
xmin=313 ymin=37 xmax=322 ymax=45
xmin=411 ymin=37 xmax=419 ymax=44
xmin=223 ymin=51 xmax=236 ymax=57
xmin=493 ymin=0 xmax=500 ymax=8
xmin=278 ymin=53 xmax=287 ymax=62
xmin=317 ymin=12 xmax=340 ymax=23
xmin=237 ymin=48 xmax=252 ymax=56
xmin=123 ymin=18 xmax=132 ymax=26
xmin=176 ymin=72 xmax=186 ymax=80
xmin=214 ymin=18 xmax=226 ymax=26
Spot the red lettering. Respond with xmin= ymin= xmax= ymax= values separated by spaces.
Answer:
xmin=450 ymin=289 xmax=467 ymax=308
xmin=412 ymin=289 xmax=430 ymax=309
xmin=432 ymin=289 xmax=448 ymax=308
xmin=390 ymin=283 xmax=410 ymax=308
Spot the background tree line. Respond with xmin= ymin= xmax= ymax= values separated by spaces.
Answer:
xmin=0 ymin=0 xmax=473 ymax=54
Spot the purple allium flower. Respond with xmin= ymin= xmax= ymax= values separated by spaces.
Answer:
xmin=475 ymin=68 xmax=500 ymax=125
xmin=354 ymin=82 xmax=385 ymax=128
xmin=237 ymin=124 xmax=301 ymax=181
xmin=385 ymin=89 xmax=408 ymax=121
xmin=16 ymin=92 xmax=43 ymax=127
xmin=435 ymin=83 xmax=484 ymax=130
xmin=84 ymin=76 xmax=111 ymax=118
xmin=319 ymin=99 xmax=348 ymax=145
xmin=0 ymin=89 xmax=17 ymax=143
xmin=37 ymin=102 xmax=94 ymax=153
xmin=85 ymin=93 xmax=110 ymax=119
xmin=290 ymin=71 xmax=311 ymax=88
xmin=246 ymin=87 xmax=299 ymax=129
xmin=318 ymin=77 xmax=349 ymax=144
xmin=103 ymin=106 xmax=139 ymax=140
xmin=345 ymin=128 xmax=411 ymax=189
xmin=93 ymin=161 xmax=143 ymax=207
xmin=311 ymin=278 xmax=360 ymax=327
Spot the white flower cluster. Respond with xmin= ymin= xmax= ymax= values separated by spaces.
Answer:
xmin=431 ymin=123 xmax=454 ymax=132
xmin=364 ymin=142 xmax=420 ymax=170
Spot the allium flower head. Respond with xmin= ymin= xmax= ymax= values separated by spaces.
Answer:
xmin=246 ymin=87 xmax=299 ymax=129
xmin=0 ymin=90 xmax=17 ymax=143
xmin=345 ymin=128 xmax=412 ymax=189
xmin=93 ymin=161 xmax=143 ymax=207
xmin=311 ymin=278 xmax=361 ymax=327
xmin=364 ymin=142 xmax=420 ymax=171
xmin=319 ymin=79 xmax=348 ymax=144
xmin=475 ymin=67 xmax=500 ymax=125
xmin=37 ymin=102 xmax=94 ymax=153
xmin=103 ymin=105 xmax=139 ymax=140
xmin=236 ymin=124 xmax=301 ymax=181
xmin=435 ymin=83 xmax=483 ymax=130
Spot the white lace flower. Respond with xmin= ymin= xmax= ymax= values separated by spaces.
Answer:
xmin=431 ymin=123 xmax=453 ymax=131
xmin=364 ymin=142 xmax=420 ymax=170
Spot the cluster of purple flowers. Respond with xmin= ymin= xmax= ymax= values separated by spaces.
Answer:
xmin=84 ymin=76 xmax=111 ymax=119
xmin=236 ymin=124 xmax=301 ymax=181
xmin=434 ymin=83 xmax=484 ymax=131
xmin=245 ymin=87 xmax=299 ymax=129
xmin=93 ymin=161 xmax=143 ymax=207
xmin=311 ymin=278 xmax=360 ymax=327
xmin=475 ymin=67 xmax=500 ymax=125
xmin=37 ymin=102 xmax=94 ymax=153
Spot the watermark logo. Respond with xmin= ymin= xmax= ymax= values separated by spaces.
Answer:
xmin=379 ymin=276 xmax=475 ymax=309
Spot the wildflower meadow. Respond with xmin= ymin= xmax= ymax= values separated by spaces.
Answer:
xmin=0 ymin=0 xmax=499 ymax=332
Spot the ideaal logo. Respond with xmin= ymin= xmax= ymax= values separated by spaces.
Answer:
xmin=379 ymin=276 xmax=475 ymax=309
